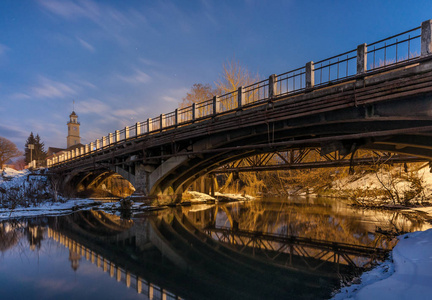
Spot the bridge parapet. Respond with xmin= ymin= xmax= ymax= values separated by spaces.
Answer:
xmin=47 ymin=20 xmax=432 ymax=202
xmin=47 ymin=19 xmax=432 ymax=169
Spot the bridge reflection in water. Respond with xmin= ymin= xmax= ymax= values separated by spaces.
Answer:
xmin=48 ymin=228 xmax=177 ymax=299
xmin=34 ymin=201 xmax=413 ymax=300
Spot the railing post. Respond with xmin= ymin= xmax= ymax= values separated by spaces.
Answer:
xmin=421 ymin=19 xmax=432 ymax=56
xmin=237 ymin=86 xmax=245 ymax=108
xmin=306 ymin=61 xmax=314 ymax=89
xmin=213 ymin=96 xmax=220 ymax=114
xmin=136 ymin=122 xmax=141 ymax=136
xmin=96 ymin=139 xmax=100 ymax=150
xmin=192 ymin=103 xmax=196 ymax=120
xmin=147 ymin=118 xmax=152 ymax=132
xmin=89 ymin=143 xmax=94 ymax=152
xmin=115 ymin=130 xmax=120 ymax=142
xmin=125 ymin=126 xmax=129 ymax=139
xmin=174 ymin=109 xmax=178 ymax=126
xmin=160 ymin=114 xmax=166 ymax=130
xmin=269 ymin=74 xmax=277 ymax=99
xmin=108 ymin=133 xmax=113 ymax=145
xmin=357 ymin=43 xmax=367 ymax=74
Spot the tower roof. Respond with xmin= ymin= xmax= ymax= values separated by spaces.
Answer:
xmin=70 ymin=111 xmax=77 ymax=117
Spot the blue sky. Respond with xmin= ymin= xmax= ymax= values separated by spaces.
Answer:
xmin=1 ymin=0 xmax=431 ymax=152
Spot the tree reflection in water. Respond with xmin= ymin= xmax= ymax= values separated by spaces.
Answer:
xmin=183 ymin=196 xmax=431 ymax=250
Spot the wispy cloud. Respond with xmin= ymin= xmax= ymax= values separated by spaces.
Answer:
xmin=37 ymin=0 xmax=101 ymax=22
xmin=112 ymin=109 xmax=139 ymax=118
xmin=77 ymin=37 xmax=95 ymax=52
xmin=139 ymin=58 xmax=161 ymax=67
xmin=10 ymin=93 xmax=32 ymax=100
xmin=38 ymin=0 xmax=151 ymax=46
xmin=0 ymin=43 xmax=8 ymax=56
xmin=38 ymin=1 xmax=147 ymax=32
xmin=78 ymin=98 xmax=110 ymax=115
xmin=31 ymin=77 xmax=77 ymax=99
xmin=0 ymin=124 xmax=28 ymax=139
xmin=9 ymin=76 xmax=95 ymax=101
xmin=161 ymin=87 xmax=188 ymax=103
xmin=118 ymin=69 xmax=151 ymax=84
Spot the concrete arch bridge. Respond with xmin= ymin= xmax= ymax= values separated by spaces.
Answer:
xmin=49 ymin=20 xmax=432 ymax=202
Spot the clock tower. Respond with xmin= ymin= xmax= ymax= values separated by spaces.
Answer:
xmin=67 ymin=111 xmax=81 ymax=148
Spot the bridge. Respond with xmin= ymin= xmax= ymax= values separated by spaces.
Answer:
xmin=48 ymin=20 xmax=432 ymax=202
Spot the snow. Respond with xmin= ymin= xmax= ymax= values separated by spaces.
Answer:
xmin=332 ymin=210 xmax=432 ymax=300
xmin=0 ymin=167 xmax=30 ymax=187
xmin=1 ymin=167 xmax=28 ymax=179
xmin=214 ymin=192 xmax=255 ymax=201
xmin=0 ymin=198 xmax=96 ymax=219
xmin=185 ymin=191 xmax=215 ymax=203
xmin=183 ymin=191 xmax=255 ymax=203
xmin=332 ymin=163 xmax=432 ymax=203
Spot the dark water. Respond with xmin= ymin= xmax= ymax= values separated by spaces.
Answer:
xmin=0 ymin=197 xmax=430 ymax=300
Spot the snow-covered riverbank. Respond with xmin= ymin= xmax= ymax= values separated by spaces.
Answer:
xmin=332 ymin=227 xmax=432 ymax=299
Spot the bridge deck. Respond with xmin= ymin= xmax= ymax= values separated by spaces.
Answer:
xmin=47 ymin=20 xmax=432 ymax=197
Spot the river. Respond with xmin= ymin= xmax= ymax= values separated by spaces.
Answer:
xmin=1 ymin=196 xmax=431 ymax=299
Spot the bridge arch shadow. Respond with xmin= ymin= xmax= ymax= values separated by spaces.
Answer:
xmin=66 ymin=169 xmax=135 ymax=199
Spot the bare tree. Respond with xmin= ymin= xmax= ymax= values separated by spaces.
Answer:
xmin=179 ymin=83 xmax=218 ymax=120
xmin=0 ymin=137 xmax=22 ymax=169
xmin=180 ymin=83 xmax=217 ymax=108
xmin=215 ymin=58 xmax=259 ymax=93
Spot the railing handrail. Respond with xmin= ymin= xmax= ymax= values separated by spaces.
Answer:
xmin=47 ymin=20 xmax=431 ymax=168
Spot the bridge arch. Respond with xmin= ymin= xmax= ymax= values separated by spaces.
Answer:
xmin=49 ymin=20 xmax=432 ymax=202
xmin=65 ymin=168 xmax=135 ymax=198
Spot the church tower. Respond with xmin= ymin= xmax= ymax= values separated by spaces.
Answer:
xmin=67 ymin=111 xmax=81 ymax=148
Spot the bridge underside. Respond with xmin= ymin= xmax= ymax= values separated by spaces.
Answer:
xmin=53 ymin=60 xmax=432 ymax=202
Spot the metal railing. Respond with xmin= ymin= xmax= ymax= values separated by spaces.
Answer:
xmin=367 ymin=26 xmax=421 ymax=70
xmin=314 ymin=49 xmax=357 ymax=87
xmin=48 ymin=20 xmax=430 ymax=168
xmin=276 ymin=66 xmax=306 ymax=96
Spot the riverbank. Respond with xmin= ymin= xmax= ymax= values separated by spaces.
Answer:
xmin=332 ymin=227 xmax=432 ymax=299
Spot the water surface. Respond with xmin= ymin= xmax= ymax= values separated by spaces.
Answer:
xmin=1 ymin=197 xmax=430 ymax=299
